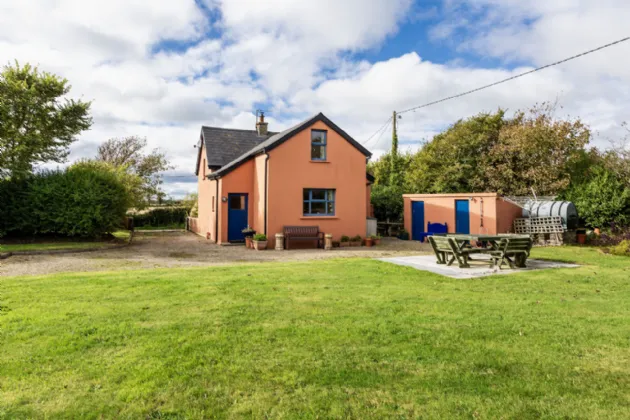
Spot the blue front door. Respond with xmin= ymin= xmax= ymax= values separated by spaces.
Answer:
xmin=455 ymin=200 xmax=470 ymax=234
xmin=227 ymin=193 xmax=248 ymax=242
xmin=412 ymin=201 xmax=425 ymax=241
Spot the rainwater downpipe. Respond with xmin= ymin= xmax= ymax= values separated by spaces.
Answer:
xmin=215 ymin=177 xmax=219 ymax=243
xmin=263 ymin=151 xmax=270 ymax=236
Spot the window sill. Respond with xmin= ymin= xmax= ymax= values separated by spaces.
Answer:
xmin=310 ymin=160 xmax=330 ymax=163
xmin=301 ymin=216 xmax=339 ymax=220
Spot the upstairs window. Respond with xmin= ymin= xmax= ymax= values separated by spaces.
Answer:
xmin=303 ymin=189 xmax=335 ymax=216
xmin=311 ymin=130 xmax=327 ymax=161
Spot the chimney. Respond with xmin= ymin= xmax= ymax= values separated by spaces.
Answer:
xmin=256 ymin=111 xmax=268 ymax=136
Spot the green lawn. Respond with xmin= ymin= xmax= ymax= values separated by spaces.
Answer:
xmin=1 ymin=248 xmax=628 ymax=418
xmin=135 ymin=223 xmax=186 ymax=231
xmin=0 ymin=242 xmax=111 ymax=252
xmin=1 ymin=231 xmax=131 ymax=253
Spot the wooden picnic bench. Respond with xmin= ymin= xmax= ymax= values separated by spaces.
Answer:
xmin=428 ymin=236 xmax=486 ymax=268
xmin=489 ymin=237 xmax=533 ymax=269
xmin=283 ymin=226 xmax=324 ymax=250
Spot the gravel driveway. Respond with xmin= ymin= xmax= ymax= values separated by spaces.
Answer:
xmin=1 ymin=231 xmax=432 ymax=277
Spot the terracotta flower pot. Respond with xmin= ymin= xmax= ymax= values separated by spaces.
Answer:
xmin=340 ymin=241 xmax=350 ymax=247
xmin=365 ymin=238 xmax=373 ymax=247
xmin=253 ymin=240 xmax=267 ymax=250
xmin=350 ymin=241 xmax=361 ymax=247
xmin=576 ymin=233 xmax=586 ymax=245
xmin=245 ymin=237 xmax=253 ymax=249
xmin=373 ymin=238 xmax=381 ymax=246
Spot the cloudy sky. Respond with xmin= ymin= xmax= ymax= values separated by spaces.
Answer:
xmin=1 ymin=0 xmax=629 ymax=197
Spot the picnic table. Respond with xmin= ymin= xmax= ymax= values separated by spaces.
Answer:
xmin=429 ymin=234 xmax=532 ymax=269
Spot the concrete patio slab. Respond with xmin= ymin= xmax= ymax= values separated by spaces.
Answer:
xmin=377 ymin=254 xmax=579 ymax=279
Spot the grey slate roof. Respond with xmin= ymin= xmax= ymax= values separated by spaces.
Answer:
xmin=206 ymin=112 xmax=372 ymax=179
xmin=195 ymin=127 xmax=276 ymax=175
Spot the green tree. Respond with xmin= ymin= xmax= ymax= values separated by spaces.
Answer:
xmin=406 ymin=110 xmax=504 ymax=193
xmin=481 ymin=103 xmax=591 ymax=195
xmin=561 ymin=166 xmax=630 ymax=228
xmin=182 ymin=193 xmax=198 ymax=216
xmin=367 ymin=151 xmax=413 ymax=186
xmin=368 ymin=151 xmax=413 ymax=222
xmin=96 ymin=136 xmax=172 ymax=208
xmin=0 ymin=62 xmax=92 ymax=178
xmin=371 ymin=184 xmax=405 ymax=222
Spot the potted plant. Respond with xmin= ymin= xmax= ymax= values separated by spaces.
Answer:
xmin=252 ymin=233 xmax=268 ymax=250
xmin=371 ymin=235 xmax=382 ymax=245
xmin=365 ymin=236 xmax=373 ymax=247
xmin=340 ymin=235 xmax=350 ymax=247
xmin=350 ymin=235 xmax=362 ymax=247
xmin=332 ymin=241 xmax=340 ymax=248
xmin=576 ymin=228 xmax=587 ymax=245
xmin=398 ymin=229 xmax=409 ymax=241
xmin=242 ymin=226 xmax=256 ymax=248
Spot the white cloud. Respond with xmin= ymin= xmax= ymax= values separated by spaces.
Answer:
xmin=1 ymin=0 xmax=629 ymax=198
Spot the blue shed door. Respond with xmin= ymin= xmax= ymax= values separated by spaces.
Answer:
xmin=412 ymin=201 xmax=425 ymax=241
xmin=227 ymin=193 xmax=248 ymax=242
xmin=455 ymin=200 xmax=470 ymax=234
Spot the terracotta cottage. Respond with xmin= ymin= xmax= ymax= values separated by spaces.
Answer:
xmin=192 ymin=112 xmax=373 ymax=247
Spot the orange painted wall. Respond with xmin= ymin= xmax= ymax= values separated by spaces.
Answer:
xmin=217 ymin=159 xmax=255 ymax=244
xmin=496 ymin=198 xmax=524 ymax=233
xmin=403 ymin=193 xmax=498 ymax=238
xmin=366 ymin=183 xmax=373 ymax=217
xmin=195 ymin=146 xmax=218 ymax=240
xmin=266 ymin=120 xmax=367 ymax=247
xmin=403 ymin=193 xmax=524 ymax=239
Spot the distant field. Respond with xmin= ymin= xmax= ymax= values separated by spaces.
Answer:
xmin=1 ymin=247 xmax=628 ymax=418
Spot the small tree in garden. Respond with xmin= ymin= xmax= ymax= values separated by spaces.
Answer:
xmin=96 ymin=136 xmax=172 ymax=208
xmin=0 ymin=62 xmax=92 ymax=178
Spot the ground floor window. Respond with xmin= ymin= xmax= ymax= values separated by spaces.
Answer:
xmin=303 ymin=189 xmax=335 ymax=216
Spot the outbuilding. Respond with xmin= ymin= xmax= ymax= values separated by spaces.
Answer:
xmin=403 ymin=193 xmax=524 ymax=241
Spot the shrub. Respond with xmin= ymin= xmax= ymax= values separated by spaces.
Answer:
xmin=561 ymin=166 xmax=630 ymax=229
xmin=253 ymin=233 xmax=267 ymax=241
xmin=609 ymin=240 xmax=630 ymax=256
xmin=351 ymin=235 xmax=362 ymax=242
xmin=0 ymin=164 xmax=130 ymax=238
xmin=340 ymin=235 xmax=350 ymax=242
xmin=371 ymin=184 xmax=404 ymax=222
xmin=131 ymin=207 xmax=187 ymax=228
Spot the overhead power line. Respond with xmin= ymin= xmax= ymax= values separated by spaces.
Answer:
xmin=398 ymin=36 xmax=630 ymax=115
xmin=363 ymin=116 xmax=393 ymax=146
xmin=370 ymin=118 xmax=392 ymax=148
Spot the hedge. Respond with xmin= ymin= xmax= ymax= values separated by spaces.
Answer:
xmin=0 ymin=165 xmax=130 ymax=238
xmin=131 ymin=207 xmax=188 ymax=228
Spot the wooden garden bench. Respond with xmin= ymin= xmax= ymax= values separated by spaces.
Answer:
xmin=489 ymin=237 xmax=533 ymax=269
xmin=283 ymin=226 xmax=324 ymax=250
xmin=428 ymin=236 xmax=485 ymax=268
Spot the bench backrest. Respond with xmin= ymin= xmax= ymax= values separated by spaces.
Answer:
xmin=284 ymin=226 xmax=320 ymax=237
xmin=429 ymin=236 xmax=457 ymax=252
xmin=427 ymin=222 xmax=448 ymax=234
xmin=498 ymin=237 xmax=532 ymax=254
